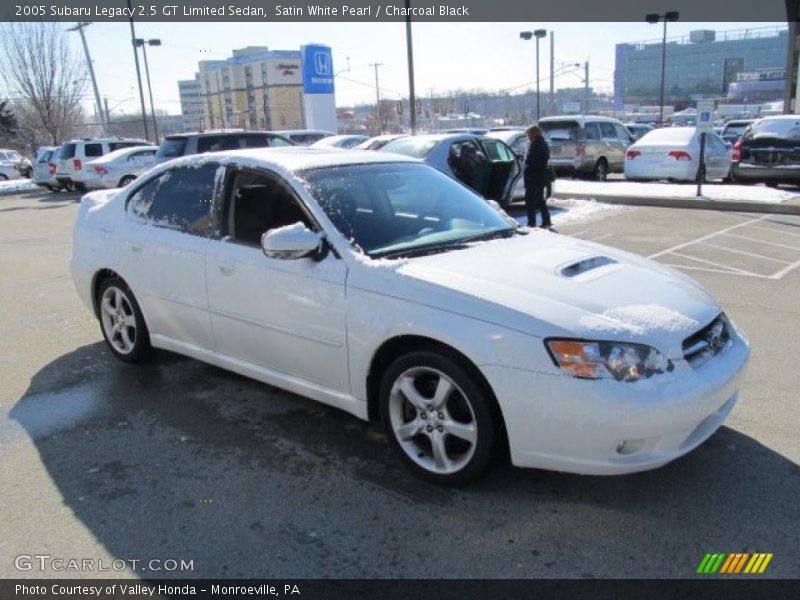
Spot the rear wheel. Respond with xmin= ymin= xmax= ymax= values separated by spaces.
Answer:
xmin=97 ymin=277 xmax=152 ymax=363
xmin=592 ymin=159 xmax=608 ymax=181
xmin=118 ymin=175 xmax=136 ymax=187
xmin=0 ymin=174 xmax=7 ymax=181
xmin=380 ymin=350 xmax=498 ymax=485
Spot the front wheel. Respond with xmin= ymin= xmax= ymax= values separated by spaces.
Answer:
xmin=592 ymin=159 xmax=608 ymax=181
xmin=380 ymin=350 xmax=498 ymax=485
xmin=97 ymin=277 xmax=152 ymax=363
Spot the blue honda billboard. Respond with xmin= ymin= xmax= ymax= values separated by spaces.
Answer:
xmin=302 ymin=45 xmax=335 ymax=94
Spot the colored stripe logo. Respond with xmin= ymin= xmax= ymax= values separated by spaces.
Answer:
xmin=697 ymin=552 xmax=773 ymax=574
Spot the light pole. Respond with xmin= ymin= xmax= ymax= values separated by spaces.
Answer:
xmin=646 ymin=11 xmax=679 ymax=126
xmin=520 ymin=29 xmax=547 ymax=121
xmin=126 ymin=0 xmax=149 ymax=141
xmin=369 ymin=63 xmax=384 ymax=135
xmin=135 ymin=38 xmax=161 ymax=143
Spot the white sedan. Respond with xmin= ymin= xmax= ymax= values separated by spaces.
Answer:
xmin=70 ymin=148 xmax=749 ymax=484
xmin=624 ymin=127 xmax=732 ymax=182
xmin=81 ymin=146 xmax=158 ymax=190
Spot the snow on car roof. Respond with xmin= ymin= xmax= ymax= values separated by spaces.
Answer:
xmin=636 ymin=127 xmax=697 ymax=144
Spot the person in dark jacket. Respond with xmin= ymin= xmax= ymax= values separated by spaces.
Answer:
xmin=523 ymin=124 xmax=552 ymax=229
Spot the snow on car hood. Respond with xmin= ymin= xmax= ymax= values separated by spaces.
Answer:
xmin=348 ymin=230 xmax=719 ymax=357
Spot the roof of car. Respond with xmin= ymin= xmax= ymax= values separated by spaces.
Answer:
xmin=539 ymin=115 xmax=624 ymax=124
xmin=146 ymin=147 xmax=418 ymax=174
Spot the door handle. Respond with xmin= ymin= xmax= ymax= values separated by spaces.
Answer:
xmin=218 ymin=264 xmax=236 ymax=276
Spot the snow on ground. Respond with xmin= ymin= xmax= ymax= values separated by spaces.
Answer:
xmin=553 ymin=179 xmax=799 ymax=204
xmin=0 ymin=179 xmax=38 ymax=195
xmin=514 ymin=198 xmax=629 ymax=227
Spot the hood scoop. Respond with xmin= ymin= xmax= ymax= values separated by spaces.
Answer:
xmin=560 ymin=256 xmax=618 ymax=278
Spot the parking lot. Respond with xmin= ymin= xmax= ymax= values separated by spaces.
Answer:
xmin=0 ymin=189 xmax=798 ymax=579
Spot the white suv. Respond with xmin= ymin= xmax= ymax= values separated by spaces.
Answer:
xmin=56 ymin=138 xmax=152 ymax=191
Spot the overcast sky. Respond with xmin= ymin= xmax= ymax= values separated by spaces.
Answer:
xmin=58 ymin=21 xmax=785 ymax=118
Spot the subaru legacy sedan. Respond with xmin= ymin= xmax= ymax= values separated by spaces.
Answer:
xmin=71 ymin=148 xmax=749 ymax=485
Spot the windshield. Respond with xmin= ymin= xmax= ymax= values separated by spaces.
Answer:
xmin=300 ymin=162 xmax=516 ymax=258
xmin=381 ymin=137 xmax=438 ymax=159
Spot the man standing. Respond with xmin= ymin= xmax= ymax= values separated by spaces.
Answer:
xmin=523 ymin=124 xmax=552 ymax=229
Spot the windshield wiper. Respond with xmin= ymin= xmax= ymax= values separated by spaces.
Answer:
xmin=371 ymin=241 xmax=471 ymax=259
xmin=457 ymin=228 xmax=518 ymax=244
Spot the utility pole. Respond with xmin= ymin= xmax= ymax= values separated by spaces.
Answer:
xmin=405 ymin=0 xmax=417 ymax=135
xmin=584 ymin=61 xmax=590 ymax=114
xmin=126 ymin=0 xmax=150 ymax=141
xmin=549 ymin=31 xmax=555 ymax=117
xmin=67 ymin=22 xmax=106 ymax=135
xmin=370 ymin=63 xmax=383 ymax=135
xmin=104 ymin=98 xmax=111 ymax=130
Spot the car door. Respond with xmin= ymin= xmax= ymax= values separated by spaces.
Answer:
xmin=479 ymin=138 xmax=521 ymax=205
xmin=705 ymin=133 xmax=730 ymax=179
xmin=123 ymin=162 xmax=221 ymax=351
xmin=612 ymin=123 xmax=635 ymax=172
xmin=205 ymin=167 xmax=350 ymax=393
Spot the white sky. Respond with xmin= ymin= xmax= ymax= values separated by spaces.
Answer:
xmin=58 ymin=21 xmax=785 ymax=117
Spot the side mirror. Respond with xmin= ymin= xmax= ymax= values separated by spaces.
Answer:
xmin=261 ymin=222 xmax=324 ymax=260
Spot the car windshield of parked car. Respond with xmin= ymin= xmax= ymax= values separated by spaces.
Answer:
xmin=300 ymin=162 xmax=517 ymax=259
xmin=745 ymin=118 xmax=800 ymax=140
xmin=724 ymin=123 xmax=749 ymax=137
xmin=381 ymin=138 xmax=438 ymax=159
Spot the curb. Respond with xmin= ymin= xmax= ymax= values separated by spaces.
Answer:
xmin=549 ymin=192 xmax=800 ymax=215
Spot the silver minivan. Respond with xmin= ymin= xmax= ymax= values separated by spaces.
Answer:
xmin=539 ymin=115 xmax=634 ymax=180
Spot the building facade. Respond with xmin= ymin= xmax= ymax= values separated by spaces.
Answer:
xmin=615 ymin=27 xmax=788 ymax=111
xmin=197 ymin=46 xmax=306 ymax=131
xmin=178 ymin=77 xmax=203 ymax=132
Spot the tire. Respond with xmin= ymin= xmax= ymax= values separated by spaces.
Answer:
xmin=75 ymin=182 xmax=87 ymax=193
xmin=64 ymin=181 xmax=77 ymax=192
xmin=96 ymin=277 xmax=152 ymax=363
xmin=592 ymin=159 xmax=608 ymax=181
xmin=379 ymin=349 xmax=498 ymax=485
xmin=0 ymin=174 xmax=7 ymax=181
xmin=118 ymin=175 xmax=136 ymax=187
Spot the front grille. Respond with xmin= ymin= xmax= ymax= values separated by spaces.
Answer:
xmin=682 ymin=314 xmax=731 ymax=367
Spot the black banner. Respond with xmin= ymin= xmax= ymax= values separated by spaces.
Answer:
xmin=0 ymin=0 xmax=792 ymax=22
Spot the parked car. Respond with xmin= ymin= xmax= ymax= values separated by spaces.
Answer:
xmin=624 ymin=123 xmax=654 ymax=141
xmin=730 ymin=116 xmax=800 ymax=186
xmin=381 ymin=133 xmax=521 ymax=206
xmin=0 ymin=161 xmax=22 ymax=181
xmin=155 ymin=130 xmax=294 ymax=164
xmin=444 ymin=128 xmax=489 ymax=135
xmin=70 ymin=148 xmax=750 ymax=484
xmin=624 ymin=128 xmax=732 ymax=182
xmin=310 ymin=134 xmax=369 ymax=149
xmin=56 ymin=138 xmax=152 ymax=192
xmin=0 ymin=149 xmax=32 ymax=178
xmin=81 ymin=146 xmax=158 ymax=190
xmin=353 ymin=134 xmax=407 ymax=150
xmin=484 ymin=128 xmax=528 ymax=157
xmin=538 ymin=115 xmax=634 ymax=181
xmin=33 ymin=146 xmax=61 ymax=191
xmin=720 ymin=119 xmax=754 ymax=145
xmin=274 ymin=130 xmax=335 ymax=146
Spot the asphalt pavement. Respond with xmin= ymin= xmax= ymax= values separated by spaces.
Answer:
xmin=0 ymin=189 xmax=797 ymax=579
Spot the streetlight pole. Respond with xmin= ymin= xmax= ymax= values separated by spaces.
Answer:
xmin=520 ymin=29 xmax=547 ymax=121
xmin=135 ymin=38 xmax=161 ymax=144
xmin=126 ymin=0 xmax=149 ymax=141
xmin=369 ymin=63 xmax=383 ymax=135
xmin=405 ymin=0 xmax=417 ymax=135
xmin=646 ymin=11 xmax=679 ymax=126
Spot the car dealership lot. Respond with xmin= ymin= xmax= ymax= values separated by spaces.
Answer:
xmin=1 ymin=190 xmax=798 ymax=578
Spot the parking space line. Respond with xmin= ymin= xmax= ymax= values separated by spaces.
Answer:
xmin=770 ymin=258 xmax=800 ymax=280
xmin=648 ymin=215 xmax=770 ymax=259
xmin=698 ymin=242 xmax=793 ymax=264
xmin=586 ymin=233 xmax=615 ymax=242
xmin=745 ymin=224 xmax=800 ymax=238
xmin=661 ymin=263 xmax=768 ymax=278
xmin=669 ymin=252 xmax=758 ymax=276
xmin=721 ymin=233 xmax=800 ymax=251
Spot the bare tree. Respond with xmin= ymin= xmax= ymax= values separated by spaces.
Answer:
xmin=0 ymin=22 xmax=87 ymax=146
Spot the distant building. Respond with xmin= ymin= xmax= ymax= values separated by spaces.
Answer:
xmin=614 ymin=27 xmax=788 ymax=110
xmin=178 ymin=78 xmax=203 ymax=132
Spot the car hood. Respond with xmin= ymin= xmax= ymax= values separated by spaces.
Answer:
xmin=349 ymin=231 xmax=719 ymax=358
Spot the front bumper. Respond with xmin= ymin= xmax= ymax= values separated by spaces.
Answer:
xmin=483 ymin=330 xmax=750 ymax=475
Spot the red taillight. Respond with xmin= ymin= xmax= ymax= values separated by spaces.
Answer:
xmin=93 ymin=166 xmax=108 ymax=175
xmin=667 ymin=150 xmax=692 ymax=161
xmin=626 ymin=150 xmax=641 ymax=160
xmin=73 ymin=158 xmax=82 ymax=170
xmin=576 ymin=144 xmax=586 ymax=156
xmin=732 ymin=140 xmax=741 ymax=162
xmin=48 ymin=163 xmax=56 ymax=175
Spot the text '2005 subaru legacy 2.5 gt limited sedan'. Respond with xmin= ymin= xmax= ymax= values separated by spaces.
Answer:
xmin=70 ymin=148 xmax=750 ymax=485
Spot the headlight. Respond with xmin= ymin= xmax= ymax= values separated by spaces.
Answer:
xmin=545 ymin=339 xmax=673 ymax=382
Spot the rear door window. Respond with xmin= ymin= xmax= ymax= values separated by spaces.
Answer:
xmin=58 ymin=144 xmax=76 ymax=159
xmin=197 ymin=135 xmax=240 ymax=153
xmin=613 ymin=124 xmax=632 ymax=143
xmin=84 ymin=143 xmax=103 ymax=158
xmin=128 ymin=163 xmax=220 ymax=236
xmin=584 ymin=123 xmax=601 ymax=140
xmin=156 ymin=137 xmax=188 ymax=159
xmin=599 ymin=122 xmax=618 ymax=139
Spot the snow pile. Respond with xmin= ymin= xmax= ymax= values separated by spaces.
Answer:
xmin=0 ymin=179 xmax=38 ymax=195
xmin=554 ymin=179 xmax=799 ymax=203
xmin=579 ymin=304 xmax=701 ymax=337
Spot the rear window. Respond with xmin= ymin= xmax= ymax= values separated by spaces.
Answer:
xmin=109 ymin=141 xmax=149 ymax=152
xmin=156 ymin=137 xmax=188 ymax=159
xmin=745 ymin=118 xmax=800 ymax=141
xmin=59 ymin=143 xmax=76 ymax=159
xmin=381 ymin=137 xmax=438 ymax=158
xmin=84 ymin=143 xmax=103 ymax=157
xmin=636 ymin=128 xmax=696 ymax=144
xmin=540 ymin=121 xmax=579 ymax=141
